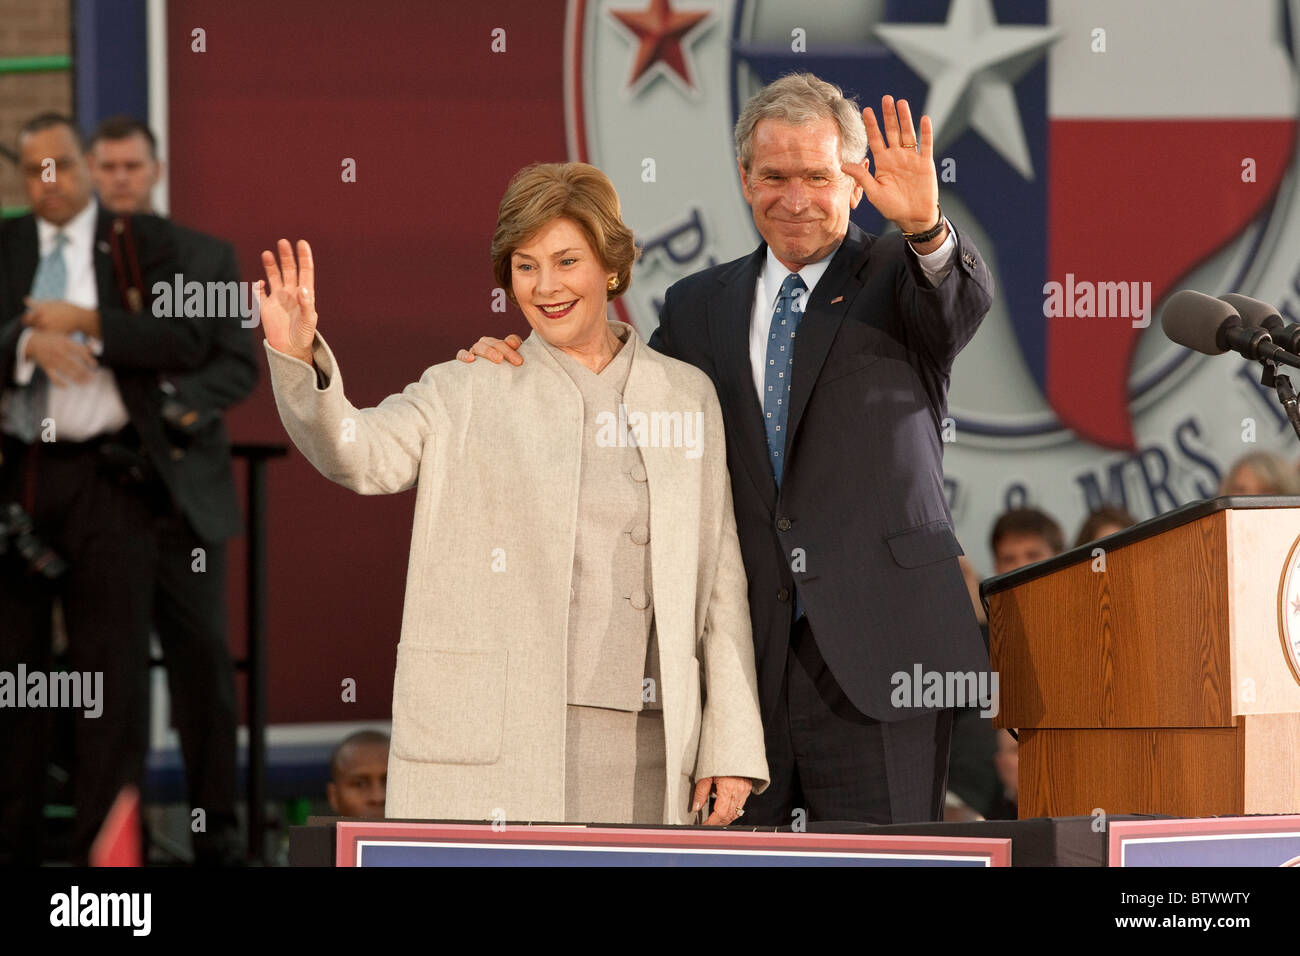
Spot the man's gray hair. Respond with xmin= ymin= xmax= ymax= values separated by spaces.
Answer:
xmin=734 ymin=73 xmax=868 ymax=172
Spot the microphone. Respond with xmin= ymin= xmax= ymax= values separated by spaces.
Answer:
xmin=1220 ymin=293 xmax=1300 ymax=354
xmin=1161 ymin=290 xmax=1275 ymax=359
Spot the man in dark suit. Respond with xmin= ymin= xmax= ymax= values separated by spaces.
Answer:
xmin=90 ymin=116 xmax=257 ymax=866
xmin=0 ymin=113 xmax=217 ymax=863
xmin=460 ymin=73 xmax=992 ymax=826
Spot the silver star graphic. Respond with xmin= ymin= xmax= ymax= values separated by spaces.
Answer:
xmin=875 ymin=0 xmax=1061 ymax=179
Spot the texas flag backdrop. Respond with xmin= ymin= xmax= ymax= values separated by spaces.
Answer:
xmin=165 ymin=0 xmax=1300 ymax=725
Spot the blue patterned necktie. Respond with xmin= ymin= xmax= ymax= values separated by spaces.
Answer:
xmin=764 ymin=272 xmax=809 ymax=622
xmin=763 ymin=272 xmax=807 ymax=487
xmin=3 ymin=232 xmax=68 ymax=442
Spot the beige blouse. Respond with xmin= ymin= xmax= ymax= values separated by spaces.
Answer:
xmin=543 ymin=322 xmax=662 ymax=713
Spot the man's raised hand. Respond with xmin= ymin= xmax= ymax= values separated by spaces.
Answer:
xmin=258 ymin=238 xmax=317 ymax=365
xmin=841 ymin=95 xmax=943 ymax=243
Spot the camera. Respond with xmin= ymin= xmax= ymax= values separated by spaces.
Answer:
xmin=0 ymin=501 xmax=67 ymax=580
xmin=159 ymin=380 xmax=217 ymax=449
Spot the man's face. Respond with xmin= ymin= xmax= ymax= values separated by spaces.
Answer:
xmin=993 ymin=532 xmax=1056 ymax=575
xmin=738 ymin=117 xmax=864 ymax=272
xmin=327 ymin=741 xmax=388 ymax=818
xmin=90 ymin=133 xmax=161 ymax=214
xmin=19 ymin=125 xmax=93 ymax=226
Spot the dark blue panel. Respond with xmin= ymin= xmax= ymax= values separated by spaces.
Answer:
xmin=1122 ymin=834 xmax=1300 ymax=866
xmin=75 ymin=0 xmax=149 ymax=137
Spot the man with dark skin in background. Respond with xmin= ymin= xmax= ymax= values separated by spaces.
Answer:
xmin=327 ymin=731 xmax=389 ymax=819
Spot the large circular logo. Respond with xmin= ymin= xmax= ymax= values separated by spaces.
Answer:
xmin=1276 ymin=532 xmax=1300 ymax=687
xmin=570 ymin=0 xmax=1300 ymax=559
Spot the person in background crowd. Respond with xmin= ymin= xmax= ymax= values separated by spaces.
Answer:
xmin=944 ymin=554 xmax=998 ymax=821
xmin=1073 ymin=504 xmax=1137 ymax=548
xmin=957 ymin=554 xmax=986 ymax=630
xmin=1219 ymin=450 xmax=1300 ymax=496
xmin=327 ymin=731 xmax=390 ymax=819
xmin=990 ymin=507 xmax=1065 ymax=576
xmin=89 ymin=116 xmax=257 ymax=866
xmin=0 ymin=113 xmax=214 ymax=864
xmin=990 ymin=727 xmax=1019 ymax=820
xmin=970 ymin=507 xmax=1068 ymax=821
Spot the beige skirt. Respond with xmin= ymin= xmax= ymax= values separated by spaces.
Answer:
xmin=564 ymin=704 xmax=665 ymax=824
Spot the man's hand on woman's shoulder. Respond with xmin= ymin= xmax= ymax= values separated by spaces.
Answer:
xmin=457 ymin=334 xmax=524 ymax=366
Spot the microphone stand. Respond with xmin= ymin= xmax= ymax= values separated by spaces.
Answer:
xmin=1260 ymin=359 xmax=1300 ymax=443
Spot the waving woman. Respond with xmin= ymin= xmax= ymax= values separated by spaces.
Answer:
xmin=257 ymin=163 xmax=767 ymax=825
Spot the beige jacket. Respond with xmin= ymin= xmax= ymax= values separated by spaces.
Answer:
xmin=265 ymin=323 xmax=769 ymax=823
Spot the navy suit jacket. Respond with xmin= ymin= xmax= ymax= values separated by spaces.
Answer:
xmin=650 ymin=221 xmax=992 ymax=723
xmin=163 ymin=223 xmax=259 ymax=542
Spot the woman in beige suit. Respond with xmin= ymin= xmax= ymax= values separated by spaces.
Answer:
xmin=257 ymin=162 xmax=768 ymax=826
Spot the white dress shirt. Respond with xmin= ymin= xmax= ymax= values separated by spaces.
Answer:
xmin=748 ymin=222 xmax=957 ymax=401
xmin=13 ymin=199 xmax=131 ymax=441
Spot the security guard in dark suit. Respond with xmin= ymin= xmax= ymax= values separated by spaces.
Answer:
xmin=90 ymin=116 xmax=258 ymax=866
xmin=0 ymin=114 xmax=218 ymax=864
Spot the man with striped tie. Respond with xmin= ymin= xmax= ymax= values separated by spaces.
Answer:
xmin=0 ymin=113 xmax=213 ymax=863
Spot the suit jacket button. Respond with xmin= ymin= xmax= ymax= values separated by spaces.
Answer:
xmin=629 ymin=463 xmax=648 ymax=482
xmin=629 ymin=525 xmax=649 ymax=545
xmin=776 ymin=517 xmax=791 ymax=531
xmin=630 ymin=588 xmax=651 ymax=610
xmin=776 ymin=587 xmax=791 ymax=602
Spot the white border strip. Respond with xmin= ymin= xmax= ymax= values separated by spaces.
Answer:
xmin=145 ymin=0 xmax=169 ymax=215
xmin=356 ymin=840 xmax=990 ymax=866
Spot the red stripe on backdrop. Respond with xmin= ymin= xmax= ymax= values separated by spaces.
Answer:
xmin=1045 ymin=118 xmax=1296 ymax=451
xmin=167 ymin=1 xmax=568 ymax=722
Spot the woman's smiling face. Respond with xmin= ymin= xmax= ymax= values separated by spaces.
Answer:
xmin=510 ymin=217 xmax=616 ymax=350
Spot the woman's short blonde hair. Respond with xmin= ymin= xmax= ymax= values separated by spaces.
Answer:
xmin=491 ymin=162 xmax=637 ymax=302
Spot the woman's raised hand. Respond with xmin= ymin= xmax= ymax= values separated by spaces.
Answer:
xmin=258 ymin=238 xmax=318 ymax=365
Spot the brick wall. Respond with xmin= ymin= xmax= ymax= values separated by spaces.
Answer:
xmin=0 ymin=0 xmax=72 ymax=212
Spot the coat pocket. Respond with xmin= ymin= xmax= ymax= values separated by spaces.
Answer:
xmin=885 ymin=520 xmax=963 ymax=568
xmin=391 ymin=645 xmax=507 ymax=765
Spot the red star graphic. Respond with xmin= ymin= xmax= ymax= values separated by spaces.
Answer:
xmin=610 ymin=0 xmax=709 ymax=89
xmin=1291 ymin=593 xmax=1300 ymax=616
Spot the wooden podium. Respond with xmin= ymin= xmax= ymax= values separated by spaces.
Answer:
xmin=981 ymin=496 xmax=1300 ymax=819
